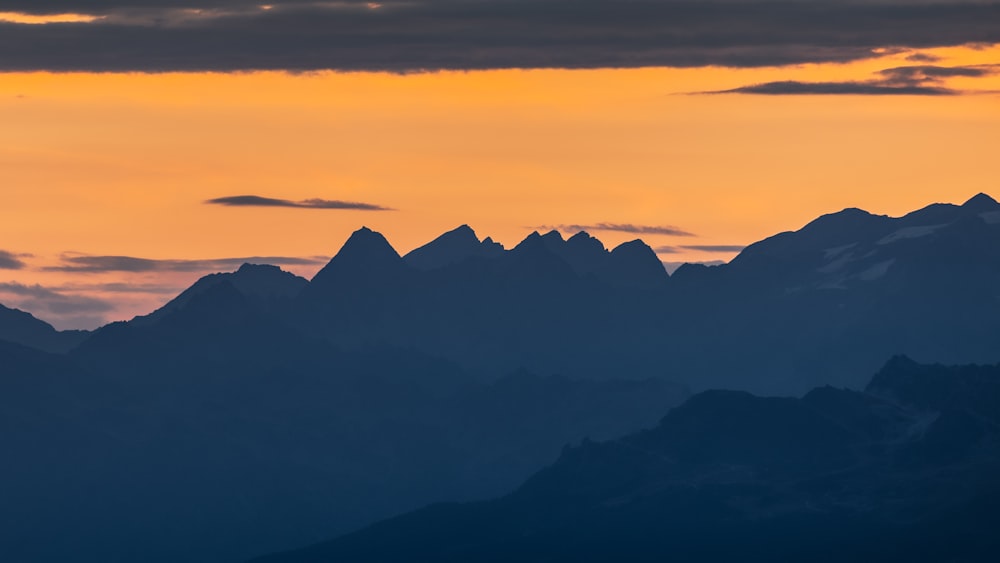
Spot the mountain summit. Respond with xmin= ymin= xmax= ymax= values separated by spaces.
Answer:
xmin=404 ymin=225 xmax=504 ymax=270
xmin=963 ymin=192 xmax=1000 ymax=213
xmin=309 ymin=227 xmax=408 ymax=289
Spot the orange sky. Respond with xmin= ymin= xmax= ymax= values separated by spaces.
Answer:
xmin=1 ymin=44 xmax=998 ymax=328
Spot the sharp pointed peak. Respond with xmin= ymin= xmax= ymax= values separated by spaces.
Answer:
xmin=962 ymin=192 xmax=999 ymax=211
xmin=340 ymin=227 xmax=399 ymax=254
xmin=541 ymin=230 xmax=564 ymax=241
xmin=517 ymin=230 xmax=543 ymax=245
xmin=513 ymin=230 xmax=556 ymax=253
xmin=311 ymin=227 xmax=403 ymax=283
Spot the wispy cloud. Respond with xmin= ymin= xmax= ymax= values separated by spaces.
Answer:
xmin=653 ymin=246 xmax=682 ymax=254
xmin=206 ymin=195 xmax=391 ymax=211
xmin=905 ymin=52 xmax=943 ymax=63
xmin=53 ymin=282 xmax=183 ymax=295
xmin=0 ymin=281 xmax=115 ymax=314
xmin=707 ymin=64 xmax=999 ymax=96
xmin=46 ymin=253 xmax=326 ymax=273
xmin=541 ymin=223 xmax=695 ymax=237
xmin=0 ymin=249 xmax=27 ymax=270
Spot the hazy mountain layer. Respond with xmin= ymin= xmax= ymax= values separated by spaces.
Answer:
xmin=0 ymin=285 xmax=686 ymax=562
xmin=255 ymin=357 xmax=1000 ymax=563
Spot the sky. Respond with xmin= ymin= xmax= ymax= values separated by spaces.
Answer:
xmin=1 ymin=0 xmax=999 ymax=329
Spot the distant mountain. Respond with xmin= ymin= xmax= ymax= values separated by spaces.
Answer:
xmin=664 ymin=192 xmax=1000 ymax=392
xmin=0 ymin=303 xmax=89 ymax=353
xmin=308 ymin=226 xmax=410 ymax=292
xmin=132 ymin=262 xmax=308 ymax=326
xmin=290 ymin=193 xmax=1000 ymax=392
xmin=255 ymin=357 xmax=1000 ymax=563
xmin=8 ymin=194 xmax=999 ymax=392
xmin=75 ymin=192 xmax=1000 ymax=393
xmin=404 ymin=225 xmax=504 ymax=270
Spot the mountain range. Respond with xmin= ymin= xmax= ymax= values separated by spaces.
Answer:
xmin=1 ymin=192 xmax=999 ymax=561
xmin=5 ymin=193 xmax=998 ymax=395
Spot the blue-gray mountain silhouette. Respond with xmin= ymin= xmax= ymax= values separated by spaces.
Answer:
xmin=0 ymin=303 xmax=89 ymax=353
xmin=0 ymin=274 xmax=685 ymax=563
xmin=404 ymin=225 xmax=504 ymax=270
xmin=253 ymin=357 xmax=1000 ymax=563
xmin=1 ymin=192 xmax=999 ymax=562
xmin=291 ymin=193 xmax=1000 ymax=393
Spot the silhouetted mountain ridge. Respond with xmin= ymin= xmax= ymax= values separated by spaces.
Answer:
xmin=0 ymin=303 xmax=89 ymax=353
xmin=255 ymin=357 xmax=1000 ymax=563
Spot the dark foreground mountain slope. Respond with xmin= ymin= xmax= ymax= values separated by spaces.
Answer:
xmin=0 ymin=276 xmax=686 ymax=563
xmin=256 ymin=357 xmax=1000 ymax=563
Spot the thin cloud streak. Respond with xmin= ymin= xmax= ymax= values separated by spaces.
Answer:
xmin=707 ymin=64 xmax=999 ymax=96
xmin=655 ymin=244 xmax=745 ymax=254
xmin=0 ymin=281 xmax=115 ymax=314
xmin=206 ymin=195 xmax=391 ymax=211
xmin=46 ymin=253 xmax=327 ymax=273
xmin=711 ymin=81 xmax=957 ymax=96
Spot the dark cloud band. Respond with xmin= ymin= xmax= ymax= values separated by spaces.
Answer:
xmin=0 ymin=250 xmax=26 ymax=270
xmin=712 ymin=81 xmax=957 ymax=95
xmin=206 ymin=195 xmax=391 ymax=211
xmin=0 ymin=1 xmax=997 ymax=71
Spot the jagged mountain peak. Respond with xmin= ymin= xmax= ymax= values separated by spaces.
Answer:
xmin=512 ymin=230 xmax=545 ymax=251
xmin=566 ymin=230 xmax=607 ymax=253
xmin=337 ymin=226 xmax=400 ymax=258
xmin=962 ymin=192 xmax=999 ymax=212
xmin=311 ymin=227 xmax=405 ymax=286
xmin=131 ymin=264 xmax=307 ymax=327
xmin=541 ymin=230 xmax=564 ymax=243
xmin=404 ymin=224 xmax=504 ymax=270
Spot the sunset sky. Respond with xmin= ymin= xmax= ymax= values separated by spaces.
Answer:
xmin=1 ymin=0 xmax=999 ymax=329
